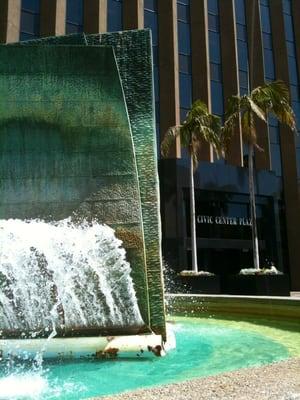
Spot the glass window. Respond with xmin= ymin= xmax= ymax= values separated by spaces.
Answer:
xmin=286 ymin=40 xmax=295 ymax=57
xmin=235 ymin=0 xmax=246 ymax=24
xmin=288 ymin=56 xmax=299 ymax=85
xmin=236 ymin=24 xmax=247 ymax=41
xmin=208 ymin=14 xmax=219 ymax=32
xmin=210 ymin=63 xmax=222 ymax=82
xmin=20 ymin=0 xmax=40 ymax=41
xmin=22 ymin=0 xmax=39 ymax=12
xmin=180 ymin=108 xmax=189 ymax=123
xmin=211 ymin=81 xmax=224 ymax=116
xmin=179 ymin=73 xmax=192 ymax=109
xmin=21 ymin=11 xmax=38 ymax=34
xmin=107 ymin=0 xmax=123 ymax=32
xmin=240 ymin=87 xmax=249 ymax=96
xmin=144 ymin=0 xmax=157 ymax=11
xmin=154 ymin=66 xmax=159 ymax=102
xmin=269 ymin=126 xmax=279 ymax=144
xmin=260 ymin=5 xmax=271 ymax=33
xmin=238 ymin=41 xmax=249 ymax=71
xmin=179 ymin=54 xmax=192 ymax=74
xmin=268 ymin=115 xmax=279 ymax=127
xmin=262 ymin=33 xmax=272 ymax=49
xmin=270 ymin=144 xmax=282 ymax=176
xmin=239 ymin=70 xmax=248 ymax=89
xmin=209 ymin=31 xmax=221 ymax=63
xmin=208 ymin=0 xmax=218 ymax=15
xmin=284 ymin=14 xmax=294 ymax=42
xmin=144 ymin=10 xmax=158 ymax=45
xmin=264 ymin=49 xmax=275 ymax=79
xmin=283 ymin=0 xmax=292 ymax=15
xmin=66 ymin=0 xmax=83 ymax=33
xmin=178 ymin=4 xmax=190 ymax=22
xmin=178 ymin=21 xmax=191 ymax=55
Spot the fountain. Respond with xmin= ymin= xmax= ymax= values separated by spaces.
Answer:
xmin=0 ymin=29 xmax=167 ymax=362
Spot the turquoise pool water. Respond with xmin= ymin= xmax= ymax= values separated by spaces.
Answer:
xmin=0 ymin=317 xmax=295 ymax=400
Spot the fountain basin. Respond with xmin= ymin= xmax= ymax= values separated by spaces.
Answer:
xmin=1 ymin=311 xmax=299 ymax=400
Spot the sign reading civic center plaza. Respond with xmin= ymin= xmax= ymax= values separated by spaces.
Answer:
xmin=196 ymin=215 xmax=252 ymax=226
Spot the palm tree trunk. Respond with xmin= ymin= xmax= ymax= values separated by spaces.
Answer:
xmin=248 ymin=144 xmax=260 ymax=270
xmin=189 ymin=155 xmax=198 ymax=273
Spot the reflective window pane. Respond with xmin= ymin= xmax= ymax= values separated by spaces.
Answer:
xmin=210 ymin=62 xmax=222 ymax=82
xmin=178 ymin=21 xmax=191 ymax=55
xmin=239 ymin=70 xmax=248 ymax=89
xmin=284 ymin=14 xmax=294 ymax=42
xmin=144 ymin=0 xmax=157 ymax=11
xmin=270 ymin=144 xmax=282 ymax=176
xmin=20 ymin=0 xmax=40 ymax=40
xmin=286 ymin=40 xmax=295 ymax=57
xmin=236 ymin=24 xmax=247 ymax=40
xmin=264 ymin=49 xmax=275 ymax=79
xmin=144 ymin=9 xmax=158 ymax=45
xmin=208 ymin=14 xmax=219 ymax=32
xmin=179 ymin=73 xmax=192 ymax=109
xmin=179 ymin=54 xmax=192 ymax=74
xmin=260 ymin=5 xmax=271 ymax=33
xmin=283 ymin=0 xmax=292 ymax=15
xmin=107 ymin=0 xmax=123 ymax=32
xmin=238 ymin=41 xmax=249 ymax=71
xmin=208 ymin=0 xmax=218 ymax=15
xmin=22 ymin=0 xmax=40 ymax=12
xmin=180 ymin=108 xmax=189 ymax=123
xmin=209 ymin=31 xmax=221 ymax=63
xmin=66 ymin=0 xmax=83 ymax=24
xmin=262 ymin=33 xmax=272 ymax=49
xmin=269 ymin=126 xmax=279 ymax=144
xmin=288 ymin=56 xmax=299 ymax=85
xmin=234 ymin=0 xmax=246 ymax=24
xmin=211 ymin=81 xmax=224 ymax=116
xmin=177 ymin=4 xmax=190 ymax=22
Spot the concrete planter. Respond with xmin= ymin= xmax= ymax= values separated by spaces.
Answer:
xmin=222 ymin=274 xmax=290 ymax=296
xmin=177 ymin=275 xmax=221 ymax=294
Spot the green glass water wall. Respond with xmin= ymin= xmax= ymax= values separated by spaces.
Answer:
xmin=1 ymin=30 xmax=166 ymax=338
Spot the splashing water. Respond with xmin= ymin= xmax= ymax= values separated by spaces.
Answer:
xmin=0 ymin=218 xmax=144 ymax=337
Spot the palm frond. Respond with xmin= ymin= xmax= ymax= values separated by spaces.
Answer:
xmin=221 ymin=96 xmax=241 ymax=152
xmin=251 ymin=80 xmax=296 ymax=131
xmin=160 ymin=125 xmax=182 ymax=157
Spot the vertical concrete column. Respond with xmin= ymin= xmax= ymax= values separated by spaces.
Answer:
xmin=219 ymin=0 xmax=243 ymax=166
xmin=158 ymin=0 xmax=181 ymax=157
xmin=270 ymin=0 xmax=300 ymax=291
xmin=245 ymin=0 xmax=271 ymax=170
xmin=0 ymin=0 xmax=21 ymax=43
xmin=123 ymin=0 xmax=144 ymax=30
xmin=190 ymin=0 xmax=212 ymax=162
xmin=84 ymin=0 xmax=107 ymax=34
xmin=40 ymin=0 xmax=66 ymax=37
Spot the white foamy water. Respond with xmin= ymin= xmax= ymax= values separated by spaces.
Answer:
xmin=0 ymin=373 xmax=86 ymax=400
xmin=0 ymin=374 xmax=48 ymax=399
xmin=0 ymin=218 xmax=143 ymax=333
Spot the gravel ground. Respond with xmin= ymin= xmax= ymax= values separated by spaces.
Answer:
xmin=91 ymin=358 xmax=300 ymax=400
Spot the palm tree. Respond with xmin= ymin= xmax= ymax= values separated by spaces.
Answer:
xmin=222 ymin=80 xmax=296 ymax=270
xmin=161 ymin=100 xmax=222 ymax=273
